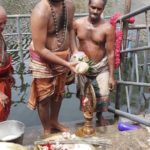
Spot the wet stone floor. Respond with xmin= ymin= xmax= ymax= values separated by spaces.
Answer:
xmin=23 ymin=119 xmax=150 ymax=150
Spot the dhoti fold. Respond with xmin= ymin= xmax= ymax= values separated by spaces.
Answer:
xmin=77 ymin=56 xmax=109 ymax=96
xmin=76 ymin=56 xmax=110 ymax=112
xmin=28 ymin=48 xmax=70 ymax=110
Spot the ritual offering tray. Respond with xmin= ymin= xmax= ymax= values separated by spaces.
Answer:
xmin=34 ymin=132 xmax=96 ymax=150
xmin=34 ymin=131 xmax=112 ymax=150
xmin=34 ymin=142 xmax=95 ymax=150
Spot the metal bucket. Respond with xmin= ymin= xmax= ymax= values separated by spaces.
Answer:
xmin=0 ymin=120 xmax=25 ymax=144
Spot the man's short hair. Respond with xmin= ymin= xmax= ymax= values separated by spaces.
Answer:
xmin=89 ymin=0 xmax=107 ymax=8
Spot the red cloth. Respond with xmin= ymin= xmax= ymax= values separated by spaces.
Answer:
xmin=109 ymin=12 xmax=135 ymax=69
xmin=0 ymin=57 xmax=13 ymax=122
xmin=0 ymin=79 xmax=11 ymax=122
xmin=0 ymin=57 xmax=13 ymax=74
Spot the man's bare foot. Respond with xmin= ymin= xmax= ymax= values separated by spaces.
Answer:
xmin=50 ymin=121 xmax=69 ymax=132
xmin=42 ymin=130 xmax=51 ymax=139
xmin=96 ymin=116 xmax=110 ymax=126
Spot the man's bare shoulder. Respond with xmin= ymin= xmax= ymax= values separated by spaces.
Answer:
xmin=74 ymin=17 xmax=87 ymax=26
xmin=101 ymin=20 xmax=115 ymax=36
xmin=31 ymin=1 xmax=50 ymax=18
xmin=66 ymin=0 xmax=74 ymax=6
xmin=73 ymin=17 xmax=87 ymax=29
xmin=66 ymin=0 xmax=74 ymax=9
xmin=102 ymin=20 xmax=115 ymax=30
xmin=66 ymin=0 xmax=75 ymax=13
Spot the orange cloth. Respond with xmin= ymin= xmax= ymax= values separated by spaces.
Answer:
xmin=0 ymin=57 xmax=13 ymax=76
xmin=29 ymin=48 xmax=70 ymax=78
xmin=28 ymin=49 xmax=69 ymax=110
xmin=28 ymin=73 xmax=67 ymax=110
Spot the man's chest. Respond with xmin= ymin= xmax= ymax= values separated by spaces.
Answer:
xmin=47 ymin=10 xmax=72 ymax=34
xmin=76 ymin=25 xmax=106 ymax=43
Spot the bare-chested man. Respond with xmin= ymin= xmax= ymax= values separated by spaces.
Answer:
xmin=28 ymin=0 xmax=78 ymax=137
xmin=73 ymin=0 xmax=116 ymax=126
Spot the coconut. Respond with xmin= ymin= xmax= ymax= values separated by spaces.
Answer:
xmin=76 ymin=62 xmax=89 ymax=74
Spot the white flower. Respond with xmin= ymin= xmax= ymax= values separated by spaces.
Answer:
xmin=76 ymin=62 xmax=89 ymax=74
xmin=62 ymin=132 xmax=71 ymax=139
xmin=70 ymin=52 xmax=89 ymax=62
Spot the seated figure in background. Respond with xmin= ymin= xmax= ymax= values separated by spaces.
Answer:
xmin=0 ymin=6 xmax=14 ymax=122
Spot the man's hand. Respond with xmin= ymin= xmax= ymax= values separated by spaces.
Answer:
xmin=67 ymin=61 xmax=79 ymax=74
xmin=0 ymin=92 xmax=9 ymax=107
xmin=109 ymin=77 xmax=116 ymax=91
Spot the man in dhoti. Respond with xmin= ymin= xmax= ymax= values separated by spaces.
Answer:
xmin=73 ymin=0 xmax=116 ymax=126
xmin=27 ymin=0 xmax=78 ymax=137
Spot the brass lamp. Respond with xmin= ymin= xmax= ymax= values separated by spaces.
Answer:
xmin=75 ymin=81 xmax=96 ymax=137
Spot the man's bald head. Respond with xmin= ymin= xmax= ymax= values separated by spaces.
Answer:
xmin=0 ymin=6 xmax=6 ymax=17
xmin=0 ymin=6 xmax=7 ymax=33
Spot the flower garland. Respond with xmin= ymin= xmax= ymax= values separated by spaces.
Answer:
xmin=109 ymin=12 xmax=135 ymax=69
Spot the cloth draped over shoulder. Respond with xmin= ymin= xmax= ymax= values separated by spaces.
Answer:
xmin=77 ymin=56 xmax=108 ymax=97
xmin=28 ymin=48 xmax=70 ymax=110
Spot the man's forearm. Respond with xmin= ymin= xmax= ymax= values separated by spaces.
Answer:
xmin=109 ymin=67 xmax=114 ymax=78
xmin=37 ymin=47 xmax=70 ymax=68
xmin=69 ymin=29 xmax=79 ymax=54
xmin=108 ymin=54 xmax=115 ymax=78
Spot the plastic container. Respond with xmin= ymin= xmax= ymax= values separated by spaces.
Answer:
xmin=118 ymin=121 xmax=141 ymax=131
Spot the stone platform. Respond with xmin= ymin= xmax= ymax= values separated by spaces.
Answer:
xmin=23 ymin=120 xmax=150 ymax=150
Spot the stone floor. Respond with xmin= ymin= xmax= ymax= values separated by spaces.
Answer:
xmin=23 ymin=119 xmax=150 ymax=150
